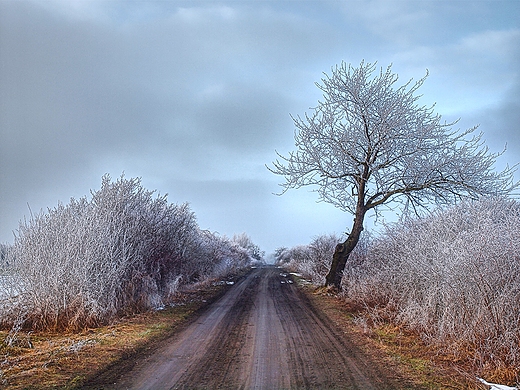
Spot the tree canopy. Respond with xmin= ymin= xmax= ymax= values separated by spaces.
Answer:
xmin=269 ymin=61 xmax=518 ymax=288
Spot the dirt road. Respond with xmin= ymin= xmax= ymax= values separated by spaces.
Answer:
xmin=116 ymin=266 xmax=398 ymax=389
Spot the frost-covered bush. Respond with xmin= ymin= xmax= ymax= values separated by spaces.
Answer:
xmin=275 ymin=198 xmax=520 ymax=372
xmin=205 ymin=232 xmax=261 ymax=276
xmin=276 ymin=244 xmax=313 ymax=278
xmin=231 ymin=233 xmax=265 ymax=262
xmin=0 ymin=244 xmax=9 ymax=266
xmin=178 ymin=231 xmax=258 ymax=282
xmin=275 ymin=233 xmax=363 ymax=284
xmin=1 ymin=175 xmax=256 ymax=331
xmin=345 ymin=197 xmax=520 ymax=369
xmin=0 ymin=244 xmax=15 ymax=300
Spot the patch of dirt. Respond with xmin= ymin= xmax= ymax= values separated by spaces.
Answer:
xmin=2 ymin=266 xmax=482 ymax=389
xmin=79 ymin=275 xmax=247 ymax=389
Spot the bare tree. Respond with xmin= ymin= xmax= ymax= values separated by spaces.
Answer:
xmin=269 ymin=61 xmax=518 ymax=289
xmin=232 ymin=233 xmax=265 ymax=262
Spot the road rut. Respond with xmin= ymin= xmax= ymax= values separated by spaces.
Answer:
xmin=118 ymin=266 xmax=397 ymax=389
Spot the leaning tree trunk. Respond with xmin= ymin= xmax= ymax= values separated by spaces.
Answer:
xmin=325 ymin=209 xmax=366 ymax=290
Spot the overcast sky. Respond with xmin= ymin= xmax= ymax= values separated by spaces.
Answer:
xmin=1 ymin=0 xmax=519 ymax=254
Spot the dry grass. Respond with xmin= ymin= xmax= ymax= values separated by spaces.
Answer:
xmin=0 ymin=282 xmax=230 ymax=389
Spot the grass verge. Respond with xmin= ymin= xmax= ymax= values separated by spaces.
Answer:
xmin=301 ymin=284 xmax=486 ymax=389
xmin=0 ymin=275 xmax=241 ymax=389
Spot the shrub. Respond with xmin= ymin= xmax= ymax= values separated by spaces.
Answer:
xmin=0 ymin=244 xmax=9 ymax=266
xmin=231 ymin=233 xmax=265 ymax=262
xmin=275 ymin=233 xmax=366 ymax=284
xmin=1 ymin=174 xmax=257 ymax=331
xmin=278 ymin=198 xmax=520 ymax=374
xmin=344 ymin=197 xmax=520 ymax=370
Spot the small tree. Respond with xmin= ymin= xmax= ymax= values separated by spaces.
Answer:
xmin=269 ymin=61 xmax=518 ymax=289
xmin=232 ymin=233 xmax=265 ymax=262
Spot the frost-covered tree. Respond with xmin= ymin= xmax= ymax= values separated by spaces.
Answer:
xmin=232 ymin=233 xmax=265 ymax=261
xmin=0 ymin=244 xmax=9 ymax=266
xmin=269 ymin=61 xmax=518 ymax=289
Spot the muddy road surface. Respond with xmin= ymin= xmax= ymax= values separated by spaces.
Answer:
xmin=117 ymin=266 xmax=398 ymax=389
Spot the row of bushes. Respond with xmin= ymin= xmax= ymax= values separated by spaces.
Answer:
xmin=276 ymin=197 xmax=520 ymax=378
xmin=276 ymin=233 xmax=344 ymax=284
xmin=0 ymin=175 xmax=262 ymax=331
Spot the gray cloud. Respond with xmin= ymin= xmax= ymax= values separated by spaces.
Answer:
xmin=1 ymin=0 xmax=519 ymax=252
xmin=476 ymin=83 xmax=520 ymax=165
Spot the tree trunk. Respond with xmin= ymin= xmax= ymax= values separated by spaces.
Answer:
xmin=325 ymin=211 xmax=366 ymax=290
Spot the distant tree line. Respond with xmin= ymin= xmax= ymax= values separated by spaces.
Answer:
xmin=0 ymin=174 xmax=262 ymax=332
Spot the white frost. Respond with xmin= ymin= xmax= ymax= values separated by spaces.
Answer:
xmin=477 ymin=377 xmax=518 ymax=390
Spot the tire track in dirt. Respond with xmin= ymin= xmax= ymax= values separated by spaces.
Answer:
xmin=117 ymin=266 xmax=398 ymax=389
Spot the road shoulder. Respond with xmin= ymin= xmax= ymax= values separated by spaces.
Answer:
xmin=0 ymin=275 xmax=243 ymax=390
xmin=299 ymin=282 xmax=475 ymax=389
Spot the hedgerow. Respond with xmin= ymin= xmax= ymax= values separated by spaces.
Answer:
xmin=0 ymin=174 xmax=259 ymax=331
xmin=277 ymin=197 xmax=520 ymax=378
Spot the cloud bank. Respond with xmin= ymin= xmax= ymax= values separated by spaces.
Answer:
xmin=1 ymin=0 xmax=519 ymax=252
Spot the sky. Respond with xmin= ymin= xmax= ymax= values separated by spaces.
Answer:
xmin=1 ymin=0 xmax=519 ymax=254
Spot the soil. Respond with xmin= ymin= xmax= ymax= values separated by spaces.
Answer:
xmin=84 ymin=266 xmax=409 ymax=389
